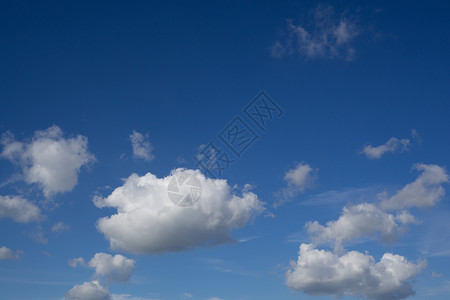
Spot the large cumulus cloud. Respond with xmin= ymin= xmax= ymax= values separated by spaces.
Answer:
xmin=94 ymin=169 xmax=264 ymax=254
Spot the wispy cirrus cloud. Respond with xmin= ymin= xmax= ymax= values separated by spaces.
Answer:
xmin=271 ymin=4 xmax=362 ymax=61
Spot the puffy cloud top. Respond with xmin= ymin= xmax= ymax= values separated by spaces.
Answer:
xmin=89 ymin=253 xmax=135 ymax=283
xmin=64 ymin=281 xmax=111 ymax=300
xmin=307 ymin=203 xmax=402 ymax=253
xmin=94 ymin=169 xmax=264 ymax=254
xmin=286 ymin=244 xmax=425 ymax=300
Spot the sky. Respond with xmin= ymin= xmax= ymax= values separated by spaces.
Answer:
xmin=1 ymin=1 xmax=450 ymax=300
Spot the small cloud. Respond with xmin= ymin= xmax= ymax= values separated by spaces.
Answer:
xmin=432 ymin=272 xmax=443 ymax=278
xmin=0 ymin=125 xmax=95 ymax=197
xmin=361 ymin=136 xmax=411 ymax=159
xmin=0 ymin=195 xmax=44 ymax=223
xmin=52 ymin=222 xmax=70 ymax=234
xmin=381 ymin=164 xmax=449 ymax=211
xmin=68 ymin=257 xmax=85 ymax=268
xmin=0 ymin=246 xmax=23 ymax=260
xmin=129 ymin=130 xmax=154 ymax=161
xmin=88 ymin=253 xmax=135 ymax=283
xmin=274 ymin=163 xmax=317 ymax=207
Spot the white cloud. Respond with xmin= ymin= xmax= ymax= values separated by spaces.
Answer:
xmin=68 ymin=257 xmax=86 ymax=268
xmin=0 ymin=246 xmax=23 ymax=260
xmin=0 ymin=125 xmax=95 ymax=197
xmin=129 ymin=130 xmax=154 ymax=161
xmin=307 ymin=203 xmax=402 ymax=253
xmin=381 ymin=164 xmax=449 ymax=211
xmin=286 ymin=243 xmax=425 ymax=300
xmin=52 ymin=221 xmax=70 ymax=234
xmin=271 ymin=5 xmax=361 ymax=60
xmin=89 ymin=253 xmax=135 ymax=283
xmin=361 ymin=137 xmax=411 ymax=159
xmin=64 ymin=281 xmax=111 ymax=300
xmin=0 ymin=195 xmax=43 ymax=223
xmin=94 ymin=169 xmax=264 ymax=254
xmin=275 ymin=163 xmax=317 ymax=207
xmin=284 ymin=163 xmax=316 ymax=189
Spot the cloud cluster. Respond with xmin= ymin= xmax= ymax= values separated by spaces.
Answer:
xmin=94 ymin=169 xmax=264 ymax=254
xmin=0 ymin=246 xmax=23 ymax=260
xmin=1 ymin=125 xmax=95 ymax=196
xmin=64 ymin=281 xmax=111 ymax=300
xmin=306 ymin=164 xmax=448 ymax=251
xmin=271 ymin=5 xmax=361 ymax=60
xmin=129 ymin=130 xmax=154 ymax=161
xmin=65 ymin=253 xmax=135 ymax=300
xmin=286 ymin=243 xmax=425 ymax=300
xmin=0 ymin=195 xmax=43 ymax=223
xmin=287 ymin=163 xmax=448 ymax=299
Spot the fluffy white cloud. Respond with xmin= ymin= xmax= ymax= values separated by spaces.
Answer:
xmin=286 ymin=244 xmax=425 ymax=300
xmin=52 ymin=221 xmax=70 ymax=234
xmin=284 ymin=163 xmax=316 ymax=189
xmin=307 ymin=203 xmax=402 ymax=253
xmin=275 ymin=163 xmax=316 ymax=207
xmin=129 ymin=130 xmax=154 ymax=161
xmin=0 ymin=195 xmax=43 ymax=223
xmin=64 ymin=281 xmax=111 ymax=300
xmin=94 ymin=169 xmax=264 ymax=254
xmin=89 ymin=253 xmax=135 ymax=283
xmin=362 ymin=137 xmax=411 ymax=159
xmin=0 ymin=125 xmax=95 ymax=196
xmin=0 ymin=246 xmax=22 ymax=260
xmin=271 ymin=5 xmax=361 ymax=60
xmin=381 ymin=164 xmax=449 ymax=211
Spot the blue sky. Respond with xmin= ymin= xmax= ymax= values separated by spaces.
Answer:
xmin=1 ymin=1 xmax=450 ymax=300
